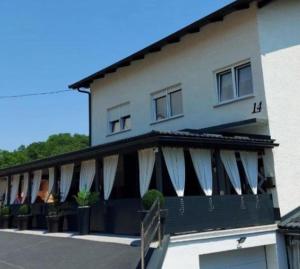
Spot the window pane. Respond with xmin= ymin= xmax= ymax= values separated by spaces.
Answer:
xmin=155 ymin=96 xmax=167 ymax=121
xmin=122 ymin=115 xmax=131 ymax=130
xmin=111 ymin=120 xmax=120 ymax=133
xmin=218 ymin=70 xmax=234 ymax=102
xmin=170 ymin=90 xmax=183 ymax=116
xmin=236 ymin=64 xmax=253 ymax=97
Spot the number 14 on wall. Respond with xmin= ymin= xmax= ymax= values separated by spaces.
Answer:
xmin=252 ymin=102 xmax=262 ymax=114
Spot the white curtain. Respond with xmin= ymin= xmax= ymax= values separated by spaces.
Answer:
xmin=103 ymin=155 xmax=119 ymax=200
xmin=138 ymin=148 xmax=156 ymax=197
xmin=240 ymin=151 xmax=258 ymax=194
xmin=79 ymin=159 xmax=96 ymax=192
xmin=10 ymin=174 xmax=20 ymax=204
xmin=263 ymin=149 xmax=275 ymax=178
xmin=0 ymin=178 xmax=7 ymax=202
xmin=31 ymin=170 xmax=42 ymax=203
xmin=189 ymin=149 xmax=213 ymax=196
xmin=21 ymin=173 xmax=29 ymax=204
xmin=220 ymin=150 xmax=242 ymax=195
xmin=48 ymin=167 xmax=55 ymax=195
xmin=162 ymin=147 xmax=185 ymax=197
xmin=60 ymin=163 xmax=74 ymax=202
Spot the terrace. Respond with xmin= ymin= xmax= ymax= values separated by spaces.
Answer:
xmin=0 ymin=130 xmax=278 ymax=236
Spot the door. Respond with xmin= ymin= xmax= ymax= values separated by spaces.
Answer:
xmin=200 ymin=247 xmax=268 ymax=269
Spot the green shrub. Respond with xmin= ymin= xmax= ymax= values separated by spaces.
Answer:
xmin=142 ymin=189 xmax=165 ymax=210
xmin=47 ymin=203 xmax=60 ymax=217
xmin=0 ymin=206 xmax=10 ymax=216
xmin=74 ymin=190 xmax=99 ymax=207
xmin=18 ymin=205 xmax=30 ymax=216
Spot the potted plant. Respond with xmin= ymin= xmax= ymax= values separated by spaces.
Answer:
xmin=46 ymin=195 xmax=63 ymax=233
xmin=142 ymin=189 xmax=167 ymax=237
xmin=17 ymin=204 xmax=32 ymax=230
xmin=0 ymin=206 xmax=12 ymax=229
xmin=74 ymin=190 xmax=99 ymax=235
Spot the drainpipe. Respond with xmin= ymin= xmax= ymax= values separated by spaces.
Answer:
xmin=76 ymin=88 xmax=92 ymax=147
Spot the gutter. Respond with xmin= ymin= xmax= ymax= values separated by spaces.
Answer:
xmin=76 ymin=88 xmax=92 ymax=147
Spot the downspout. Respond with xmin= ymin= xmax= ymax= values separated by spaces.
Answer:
xmin=76 ymin=88 xmax=92 ymax=147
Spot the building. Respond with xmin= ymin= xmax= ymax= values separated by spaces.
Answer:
xmin=1 ymin=0 xmax=300 ymax=268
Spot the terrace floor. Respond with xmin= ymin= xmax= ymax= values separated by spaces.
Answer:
xmin=0 ymin=231 xmax=141 ymax=269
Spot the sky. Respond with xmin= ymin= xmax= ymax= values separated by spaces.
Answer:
xmin=0 ymin=0 xmax=233 ymax=151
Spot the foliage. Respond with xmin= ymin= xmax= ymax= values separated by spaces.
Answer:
xmin=142 ymin=189 xmax=165 ymax=210
xmin=47 ymin=194 xmax=61 ymax=217
xmin=74 ymin=190 xmax=99 ymax=207
xmin=0 ymin=133 xmax=89 ymax=169
xmin=18 ymin=205 xmax=30 ymax=216
xmin=0 ymin=206 xmax=10 ymax=216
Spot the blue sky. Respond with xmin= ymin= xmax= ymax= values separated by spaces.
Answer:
xmin=0 ymin=0 xmax=233 ymax=151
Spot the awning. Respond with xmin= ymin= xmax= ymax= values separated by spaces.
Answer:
xmin=0 ymin=130 xmax=278 ymax=177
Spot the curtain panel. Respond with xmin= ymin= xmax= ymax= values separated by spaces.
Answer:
xmin=103 ymin=155 xmax=119 ymax=200
xmin=240 ymin=151 xmax=258 ymax=194
xmin=138 ymin=148 xmax=156 ymax=197
xmin=162 ymin=147 xmax=185 ymax=197
xmin=79 ymin=159 xmax=96 ymax=192
xmin=220 ymin=150 xmax=242 ymax=195
xmin=263 ymin=149 xmax=275 ymax=178
xmin=31 ymin=170 xmax=42 ymax=203
xmin=48 ymin=167 xmax=55 ymax=195
xmin=10 ymin=174 xmax=20 ymax=204
xmin=0 ymin=178 xmax=7 ymax=203
xmin=60 ymin=164 xmax=74 ymax=202
xmin=189 ymin=148 xmax=213 ymax=196
xmin=21 ymin=173 xmax=29 ymax=204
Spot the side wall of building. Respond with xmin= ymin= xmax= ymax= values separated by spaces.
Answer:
xmin=257 ymin=0 xmax=300 ymax=215
xmin=90 ymin=4 xmax=268 ymax=146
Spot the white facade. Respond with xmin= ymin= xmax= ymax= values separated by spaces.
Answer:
xmin=161 ymin=225 xmax=288 ymax=269
xmin=90 ymin=3 xmax=268 ymax=144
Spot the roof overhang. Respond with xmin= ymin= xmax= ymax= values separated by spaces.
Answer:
xmin=0 ymin=130 xmax=278 ymax=177
xmin=68 ymin=0 xmax=274 ymax=89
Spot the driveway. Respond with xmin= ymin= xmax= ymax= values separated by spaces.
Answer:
xmin=0 ymin=231 xmax=140 ymax=269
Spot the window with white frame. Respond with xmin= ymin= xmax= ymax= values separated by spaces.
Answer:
xmin=152 ymin=85 xmax=183 ymax=122
xmin=216 ymin=62 xmax=253 ymax=103
xmin=107 ymin=102 xmax=131 ymax=134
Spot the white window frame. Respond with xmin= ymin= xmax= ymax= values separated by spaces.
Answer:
xmin=215 ymin=60 xmax=254 ymax=105
xmin=151 ymin=84 xmax=183 ymax=123
xmin=107 ymin=102 xmax=131 ymax=135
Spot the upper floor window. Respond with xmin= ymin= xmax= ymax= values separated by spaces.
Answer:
xmin=107 ymin=102 xmax=131 ymax=134
xmin=152 ymin=85 xmax=183 ymax=122
xmin=216 ymin=62 xmax=253 ymax=103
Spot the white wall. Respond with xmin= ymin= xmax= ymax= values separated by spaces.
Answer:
xmin=162 ymin=228 xmax=283 ymax=269
xmin=257 ymin=0 xmax=300 ymax=215
xmin=90 ymin=4 xmax=268 ymax=146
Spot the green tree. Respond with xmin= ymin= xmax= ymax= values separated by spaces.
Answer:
xmin=0 ymin=133 xmax=89 ymax=169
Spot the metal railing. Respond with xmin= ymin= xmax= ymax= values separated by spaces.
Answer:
xmin=140 ymin=198 xmax=162 ymax=269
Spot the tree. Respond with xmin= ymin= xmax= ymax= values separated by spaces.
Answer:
xmin=0 ymin=133 xmax=89 ymax=169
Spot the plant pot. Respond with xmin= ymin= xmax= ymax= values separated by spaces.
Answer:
xmin=17 ymin=215 xmax=32 ymax=230
xmin=46 ymin=215 xmax=63 ymax=233
xmin=0 ymin=215 xmax=12 ymax=229
xmin=77 ymin=206 xmax=90 ymax=235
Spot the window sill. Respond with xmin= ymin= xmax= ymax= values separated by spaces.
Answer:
xmin=150 ymin=114 xmax=184 ymax=125
xmin=214 ymin=95 xmax=255 ymax=108
xmin=106 ymin=129 xmax=131 ymax=137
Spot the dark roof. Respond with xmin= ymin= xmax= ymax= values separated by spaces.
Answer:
xmin=0 ymin=130 xmax=278 ymax=177
xmin=279 ymin=207 xmax=300 ymax=234
xmin=69 ymin=0 xmax=273 ymax=89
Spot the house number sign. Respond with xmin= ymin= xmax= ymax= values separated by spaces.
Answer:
xmin=252 ymin=102 xmax=262 ymax=114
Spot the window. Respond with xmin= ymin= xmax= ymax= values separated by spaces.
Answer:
xmin=107 ymin=102 xmax=131 ymax=134
xmin=217 ymin=62 xmax=253 ymax=103
xmin=152 ymin=85 xmax=183 ymax=122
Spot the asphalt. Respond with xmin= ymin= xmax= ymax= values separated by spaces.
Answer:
xmin=0 ymin=231 xmax=141 ymax=269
